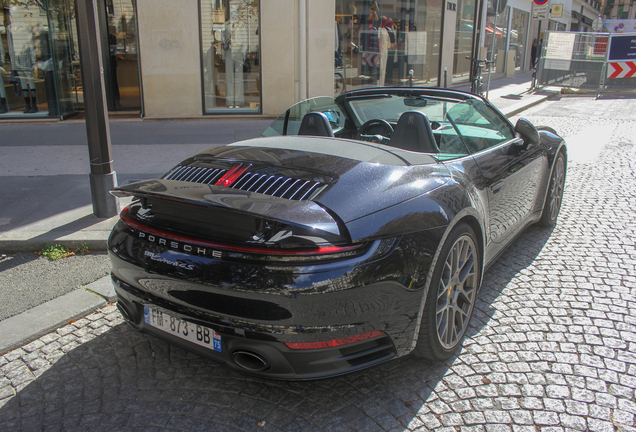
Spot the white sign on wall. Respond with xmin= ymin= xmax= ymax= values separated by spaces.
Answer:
xmin=544 ymin=32 xmax=576 ymax=70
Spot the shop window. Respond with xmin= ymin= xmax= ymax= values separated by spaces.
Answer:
xmin=200 ymin=0 xmax=260 ymax=114
xmin=485 ymin=2 xmax=509 ymax=73
xmin=453 ymin=0 xmax=476 ymax=81
xmin=1 ymin=3 xmax=54 ymax=116
xmin=335 ymin=0 xmax=443 ymax=91
xmin=511 ymin=9 xmax=528 ymax=70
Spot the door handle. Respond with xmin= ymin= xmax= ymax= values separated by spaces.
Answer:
xmin=491 ymin=182 xmax=503 ymax=194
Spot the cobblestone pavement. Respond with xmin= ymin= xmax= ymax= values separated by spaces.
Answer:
xmin=1 ymin=96 xmax=635 ymax=431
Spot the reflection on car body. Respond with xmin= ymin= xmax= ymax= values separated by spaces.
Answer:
xmin=108 ymin=87 xmax=567 ymax=379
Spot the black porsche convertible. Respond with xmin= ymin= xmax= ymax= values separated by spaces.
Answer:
xmin=108 ymin=87 xmax=566 ymax=379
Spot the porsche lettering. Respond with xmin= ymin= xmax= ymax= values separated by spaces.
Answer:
xmin=137 ymin=231 xmax=222 ymax=258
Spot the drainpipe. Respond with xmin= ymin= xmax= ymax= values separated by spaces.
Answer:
xmin=299 ymin=0 xmax=307 ymax=100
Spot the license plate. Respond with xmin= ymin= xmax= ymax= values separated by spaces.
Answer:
xmin=144 ymin=306 xmax=222 ymax=352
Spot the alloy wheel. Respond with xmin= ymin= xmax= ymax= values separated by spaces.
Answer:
xmin=436 ymin=234 xmax=478 ymax=349
xmin=549 ymin=156 xmax=565 ymax=221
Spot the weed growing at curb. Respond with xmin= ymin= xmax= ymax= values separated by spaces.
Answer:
xmin=41 ymin=243 xmax=92 ymax=260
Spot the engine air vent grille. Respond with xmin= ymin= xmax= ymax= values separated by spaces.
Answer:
xmin=164 ymin=166 xmax=227 ymax=185
xmin=163 ymin=165 xmax=328 ymax=201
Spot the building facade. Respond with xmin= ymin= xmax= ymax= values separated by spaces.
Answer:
xmin=2 ymin=0 xmax=591 ymax=122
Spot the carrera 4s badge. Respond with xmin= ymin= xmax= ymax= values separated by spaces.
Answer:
xmin=144 ymin=251 xmax=195 ymax=270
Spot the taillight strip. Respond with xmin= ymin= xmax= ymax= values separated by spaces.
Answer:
xmin=120 ymin=206 xmax=359 ymax=256
xmin=284 ymin=330 xmax=386 ymax=350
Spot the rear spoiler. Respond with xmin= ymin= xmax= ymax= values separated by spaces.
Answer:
xmin=111 ymin=178 xmax=343 ymax=236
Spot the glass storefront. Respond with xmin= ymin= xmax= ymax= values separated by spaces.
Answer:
xmin=335 ymin=0 xmax=443 ymax=90
xmin=1 ymin=0 xmax=75 ymax=117
xmin=485 ymin=1 xmax=509 ymax=73
xmin=101 ymin=0 xmax=141 ymax=111
xmin=453 ymin=0 xmax=476 ymax=81
xmin=200 ymin=0 xmax=260 ymax=114
xmin=510 ymin=9 xmax=528 ymax=70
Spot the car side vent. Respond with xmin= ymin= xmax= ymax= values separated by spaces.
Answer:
xmin=163 ymin=165 xmax=328 ymax=201
xmin=163 ymin=165 xmax=227 ymax=184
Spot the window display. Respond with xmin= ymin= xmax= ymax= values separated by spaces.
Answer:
xmin=335 ymin=0 xmax=443 ymax=91
xmin=511 ymin=9 xmax=529 ymax=70
xmin=485 ymin=1 xmax=509 ymax=73
xmin=0 ymin=0 xmax=76 ymax=118
xmin=453 ymin=0 xmax=476 ymax=81
xmin=200 ymin=0 xmax=260 ymax=114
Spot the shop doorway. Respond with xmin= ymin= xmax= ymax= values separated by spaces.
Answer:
xmin=97 ymin=0 xmax=141 ymax=112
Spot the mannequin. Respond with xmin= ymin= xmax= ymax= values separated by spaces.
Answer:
xmin=385 ymin=18 xmax=397 ymax=85
xmin=379 ymin=16 xmax=390 ymax=86
xmin=222 ymin=17 xmax=246 ymax=109
xmin=8 ymin=6 xmax=38 ymax=114
xmin=204 ymin=41 xmax=217 ymax=107
xmin=0 ymin=40 xmax=8 ymax=113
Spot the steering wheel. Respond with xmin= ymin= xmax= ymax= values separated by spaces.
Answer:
xmin=355 ymin=119 xmax=394 ymax=143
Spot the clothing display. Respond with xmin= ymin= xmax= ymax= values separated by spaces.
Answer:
xmin=222 ymin=20 xmax=247 ymax=108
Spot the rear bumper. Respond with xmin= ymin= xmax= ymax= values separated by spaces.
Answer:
xmin=107 ymin=218 xmax=443 ymax=379
xmin=114 ymin=275 xmax=397 ymax=380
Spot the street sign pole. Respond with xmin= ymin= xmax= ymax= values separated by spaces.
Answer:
xmin=75 ymin=0 xmax=119 ymax=218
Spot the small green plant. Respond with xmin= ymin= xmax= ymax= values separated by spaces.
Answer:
xmin=75 ymin=243 xmax=90 ymax=255
xmin=42 ymin=244 xmax=75 ymax=261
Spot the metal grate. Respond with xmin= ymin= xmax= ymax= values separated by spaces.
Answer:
xmin=164 ymin=166 xmax=227 ymax=184
xmin=163 ymin=165 xmax=327 ymax=201
xmin=232 ymin=172 xmax=325 ymax=201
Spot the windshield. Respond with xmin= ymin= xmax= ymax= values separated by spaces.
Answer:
xmin=347 ymin=94 xmax=450 ymax=125
xmin=261 ymin=97 xmax=346 ymax=137
xmin=349 ymin=95 xmax=512 ymax=159
xmin=262 ymin=93 xmax=515 ymax=163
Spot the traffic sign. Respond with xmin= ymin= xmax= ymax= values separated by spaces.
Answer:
xmin=608 ymin=35 xmax=636 ymax=61
xmin=607 ymin=61 xmax=636 ymax=79
xmin=533 ymin=5 xmax=548 ymax=19
xmin=534 ymin=0 xmax=549 ymax=5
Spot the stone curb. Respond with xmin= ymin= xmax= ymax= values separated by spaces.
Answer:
xmin=0 ymin=275 xmax=115 ymax=355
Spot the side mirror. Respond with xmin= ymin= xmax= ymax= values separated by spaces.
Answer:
xmin=514 ymin=118 xmax=540 ymax=147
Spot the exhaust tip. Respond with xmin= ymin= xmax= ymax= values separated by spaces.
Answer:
xmin=232 ymin=350 xmax=270 ymax=372
xmin=116 ymin=301 xmax=132 ymax=322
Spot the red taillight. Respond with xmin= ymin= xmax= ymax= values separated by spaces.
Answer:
xmin=215 ymin=164 xmax=251 ymax=187
xmin=284 ymin=330 xmax=385 ymax=350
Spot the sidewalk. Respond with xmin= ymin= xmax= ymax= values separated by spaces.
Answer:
xmin=0 ymin=73 xmax=560 ymax=354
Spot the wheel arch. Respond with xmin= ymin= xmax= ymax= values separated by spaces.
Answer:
xmin=407 ymin=207 xmax=486 ymax=354
xmin=537 ymin=134 xmax=568 ymax=214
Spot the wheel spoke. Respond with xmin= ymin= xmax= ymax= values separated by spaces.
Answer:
xmin=549 ymin=157 xmax=565 ymax=221
xmin=435 ymin=233 xmax=479 ymax=350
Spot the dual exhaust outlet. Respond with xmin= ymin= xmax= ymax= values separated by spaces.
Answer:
xmin=232 ymin=350 xmax=270 ymax=372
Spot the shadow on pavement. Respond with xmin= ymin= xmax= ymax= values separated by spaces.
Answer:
xmin=0 ymin=225 xmax=553 ymax=431
xmin=0 ymin=253 xmax=40 ymax=273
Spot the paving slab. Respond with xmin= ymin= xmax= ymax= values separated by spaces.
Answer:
xmin=0 ymin=276 xmax=114 ymax=354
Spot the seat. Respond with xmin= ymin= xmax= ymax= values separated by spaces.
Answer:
xmin=298 ymin=112 xmax=335 ymax=137
xmin=388 ymin=111 xmax=440 ymax=153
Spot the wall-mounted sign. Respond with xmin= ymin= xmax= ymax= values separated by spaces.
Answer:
xmin=551 ymin=4 xmax=563 ymax=18
xmin=608 ymin=34 xmax=636 ymax=61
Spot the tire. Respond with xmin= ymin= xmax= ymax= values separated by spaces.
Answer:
xmin=539 ymin=151 xmax=566 ymax=227
xmin=414 ymin=223 xmax=481 ymax=361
